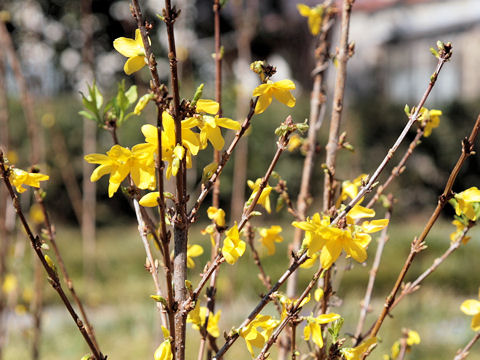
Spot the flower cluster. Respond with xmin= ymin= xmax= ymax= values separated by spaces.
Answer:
xmin=239 ymin=314 xmax=280 ymax=357
xmin=293 ymin=205 xmax=388 ymax=269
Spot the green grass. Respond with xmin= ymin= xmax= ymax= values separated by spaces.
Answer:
xmin=3 ymin=219 xmax=480 ymax=359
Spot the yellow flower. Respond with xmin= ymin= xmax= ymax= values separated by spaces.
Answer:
xmin=418 ymin=107 xmax=442 ymax=137
xmin=222 ymin=223 xmax=246 ymax=265
xmin=449 ymin=219 xmax=470 ymax=244
xmin=188 ymin=99 xmax=241 ymax=150
xmin=253 ymin=80 xmax=296 ymax=114
xmin=139 ymin=191 xmax=160 ymax=207
xmin=187 ymin=302 xmax=221 ymax=338
xmin=303 ymin=313 xmax=341 ymax=348
xmin=201 ymin=224 xmax=217 ymax=248
xmin=85 ymin=143 xmax=156 ymax=197
xmin=113 ymin=29 xmax=148 ymax=75
xmin=258 ymin=225 xmax=283 ymax=255
xmin=300 ymin=253 xmax=318 ymax=269
xmin=9 ymin=168 xmax=49 ymax=193
xmin=141 ymin=112 xmax=200 ymax=179
xmin=207 ymin=206 xmax=226 ymax=227
xmin=454 ymin=187 xmax=480 ymax=221
xmin=314 ymin=288 xmax=324 ymax=302
xmin=277 ymin=293 xmax=311 ymax=320
xmin=29 ymin=203 xmax=45 ymax=225
xmin=293 ymin=206 xmax=388 ymax=269
xmin=154 ymin=326 xmax=173 ymax=360
xmin=297 ymin=4 xmax=324 ymax=35
xmin=2 ymin=274 xmax=17 ymax=294
xmin=342 ymin=337 xmax=377 ymax=360
xmin=406 ymin=330 xmax=420 ymax=346
xmin=247 ymin=178 xmax=273 ymax=213
xmin=239 ymin=314 xmax=279 ymax=357
xmin=287 ymin=134 xmax=303 ymax=152
xmin=186 ymin=244 xmax=204 ymax=269
xmin=337 ymin=174 xmax=367 ymax=205
xmin=460 ymin=290 xmax=480 ymax=331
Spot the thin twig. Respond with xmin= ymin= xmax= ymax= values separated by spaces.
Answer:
xmin=189 ymin=98 xmax=258 ymax=223
xmin=323 ymin=0 xmax=354 ymax=211
xmin=354 ymin=204 xmax=392 ymax=341
xmin=212 ymin=251 xmax=309 ymax=360
xmin=256 ymin=265 xmax=324 ymax=360
xmin=454 ymin=332 xmax=480 ymax=360
xmin=331 ymin=44 xmax=452 ymax=227
xmin=0 ymin=154 xmax=105 ymax=360
xmin=366 ymin=114 xmax=480 ymax=345
xmin=34 ymin=190 xmax=101 ymax=353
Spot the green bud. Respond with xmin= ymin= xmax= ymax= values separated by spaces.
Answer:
xmin=191 ymin=83 xmax=204 ymax=107
xmin=150 ymin=295 xmax=168 ymax=308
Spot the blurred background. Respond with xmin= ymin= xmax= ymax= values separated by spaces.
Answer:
xmin=1 ymin=0 xmax=480 ymax=359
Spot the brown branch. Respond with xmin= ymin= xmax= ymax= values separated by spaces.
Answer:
xmin=212 ymin=251 xmax=309 ymax=360
xmin=366 ymin=129 xmax=423 ymax=209
xmin=0 ymin=154 xmax=106 ymax=360
xmin=354 ymin=204 xmax=392 ymax=341
xmin=34 ymin=190 xmax=101 ymax=353
xmin=323 ymin=0 xmax=354 ymax=211
xmin=256 ymin=265 xmax=324 ymax=360
xmin=331 ymin=44 xmax=452 ymax=227
xmin=454 ymin=332 xmax=480 ymax=360
xmin=366 ymin=114 xmax=480 ymax=344
xmin=390 ymin=225 xmax=471 ymax=311
xmin=189 ymin=98 xmax=258 ymax=223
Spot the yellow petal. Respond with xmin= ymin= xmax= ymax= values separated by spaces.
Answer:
xmin=272 ymin=88 xmax=296 ymax=108
xmin=361 ymin=219 xmax=389 ymax=233
xmin=139 ymin=192 xmax=160 ymax=207
xmin=188 ymin=244 xmax=204 ymax=257
xmin=196 ymin=99 xmax=219 ymax=114
xmin=316 ymin=313 xmax=341 ymax=324
xmin=124 ymin=55 xmax=146 ymax=75
xmin=472 ymin=313 xmax=480 ymax=331
xmin=254 ymin=93 xmax=273 ymax=114
xmin=461 ymin=299 xmax=480 ymax=315
xmin=297 ymin=4 xmax=311 ymax=17
xmin=113 ymin=37 xmax=141 ymax=58
xmin=320 ymin=240 xmax=343 ymax=269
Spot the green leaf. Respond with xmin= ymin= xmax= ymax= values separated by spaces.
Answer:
xmin=125 ymin=85 xmax=138 ymax=105
xmin=78 ymin=110 xmax=96 ymax=121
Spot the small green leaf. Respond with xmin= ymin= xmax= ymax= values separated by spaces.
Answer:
xmin=404 ymin=104 xmax=410 ymax=117
xmin=192 ymin=83 xmax=204 ymax=107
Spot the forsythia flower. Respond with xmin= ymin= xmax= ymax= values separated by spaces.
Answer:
xmin=113 ymin=29 xmax=148 ymax=75
xmin=253 ymin=80 xmax=296 ymax=114
xmin=239 ymin=314 xmax=279 ymax=357
xmin=297 ymin=4 xmax=324 ymax=35
xmin=449 ymin=219 xmax=471 ymax=244
xmin=154 ymin=326 xmax=173 ymax=360
xmin=85 ymin=144 xmax=156 ymax=197
xmin=418 ymin=107 xmax=442 ymax=137
xmin=221 ymin=223 xmax=246 ymax=265
xmin=186 ymin=244 xmax=204 ymax=269
xmin=207 ymin=206 xmax=226 ymax=227
xmin=9 ymin=168 xmax=49 ymax=193
xmin=293 ymin=205 xmax=388 ymax=269
xmin=337 ymin=174 xmax=368 ymax=205
xmin=258 ymin=225 xmax=283 ymax=255
xmin=389 ymin=330 xmax=421 ymax=359
xmin=342 ymin=337 xmax=377 ymax=360
xmin=460 ymin=289 xmax=480 ymax=331
xmin=247 ymin=178 xmax=273 ymax=213
xmin=139 ymin=191 xmax=160 ymax=207
xmin=277 ymin=293 xmax=311 ymax=320
xmin=454 ymin=187 xmax=480 ymax=221
xmin=142 ymin=111 xmax=200 ymax=179
xmin=186 ymin=99 xmax=241 ymax=150
xmin=201 ymin=224 xmax=216 ymax=248
xmin=303 ymin=313 xmax=341 ymax=348
xmin=287 ymin=134 xmax=303 ymax=152
xmin=187 ymin=302 xmax=221 ymax=337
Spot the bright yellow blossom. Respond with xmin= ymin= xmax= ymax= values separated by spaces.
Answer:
xmin=449 ymin=219 xmax=471 ymax=244
xmin=139 ymin=191 xmax=160 ymax=207
xmin=186 ymin=244 xmax=204 ymax=269
xmin=287 ymin=134 xmax=303 ymax=152
xmin=142 ymin=111 xmax=200 ymax=178
xmin=297 ymin=4 xmax=324 ymax=35
xmin=303 ymin=313 xmax=341 ymax=348
xmin=2 ymin=274 xmax=17 ymax=294
xmin=85 ymin=144 xmax=156 ymax=197
xmin=253 ymin=80 xmax=296 ymax=114
xmin=222 ymin=223 xmax=246 ymax=265
xmin=337 ymin=174 xmax=367 ymax=205
xmin=418 ymin=107 xmax=442 ymax=137
xmin=9 ymin=168 xmax=49 ymax=193
xmin=460 ymin=290 xmax=480 ymax=331
xmin=113 ymin=29 xmax=148 ymax=75
xmin=187 ymin=302 xmax=221 ymax=337
xmin=293 ymin=205 xmax=388 ymax=269
xmin=342 ymin=337 xmax=377 ymax=360
xmin=258 ymin=225 xmax=283 ymax=255
xmin=239 ymin=314 xmax=279 ymax=357
xmin=454 ymin=187 xmax=480 ymax=221
xmin=154 ymin=326 xmax=173 ymax=360
xmin=207 ymin=206 xmax=226 ymax=227
xmin=186 ymin=99 xmax=241 ymax=150
xmin=247 ymin=178 xmax=273 ymax=213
